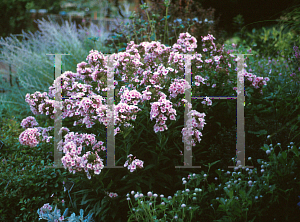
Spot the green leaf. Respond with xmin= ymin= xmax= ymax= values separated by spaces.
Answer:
xmin=239 ymin=189 xmax=246 ymax=199
xmin=276 ymin=170 xmax=283 ymax=176
xmin=282 ymin=151 xmax=287 ymax=159
xmin=220 ymin=197 xmax=226 ymax=205
xmin=144 ymin=164 xmax=156 ymax=171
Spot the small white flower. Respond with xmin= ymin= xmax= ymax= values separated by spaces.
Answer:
xmin=277 ymin=143 xmax=281 ymax=146
xmin=195 ymin=188 xmax=199 ymax=192
xmin=161 ymin=202 xmax=165 ymax=205
xmin=186 ymin=189 xmax=190 ymax=192
xmin=153 ymin=193 xmax=158 ymax=198
xmin=126 ymin=197 xmax=130 ymax=200
xmin=215 ymin=177 xmax=218 ymax=180
xmin=160 ymin=194 xmax=164 ymax=198
xmin=193 ymin=173 xmax=196 ymax=177
xmin=174 ymin=215 xmax=178 ymax=219
xmin=168 ymin=196 xmax=172 ymax=200
xmin=182 ymin=177 xmax=186 ymax=181
xmin=147 ymin=192 xmax=152 ymax=197
xmin=290 ymin=142 xmax=294 ymax=145
xmin=248 ymin=157 xmax=251 ymax=160
xmin=267 ymin=135 xmax=270 ymax=139
xmin=261 ymin=169 xmax=264 ymax=173
xmin=266 ymin=150 xmax=271 ymax=155
xmin=183 ymin=180 xmax=187 ymax=184
xmin=181 ymin=204 xmax=186 ymax=208
xmin=255 ymin=196 xmax=258 ymax=199
xmin=131 ymin=191 xmax=135 ymax=195
xmin=193 ymin=197 xmax=197 ymax=201
xmin=126 ymin=193 xmax=129 ymax=197
xmin=189 ymin=207 xmax=192 ymax=210
xmin=149 ymin=202 xmax=152 ymax=206
xmin=203 ymin=174 xmax=207 ymax=177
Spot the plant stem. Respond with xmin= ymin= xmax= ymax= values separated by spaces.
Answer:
xmin=145 ymin=10 xmax=153 ymax=42
xmin=164 ymin=3 xmax=169 ymax=45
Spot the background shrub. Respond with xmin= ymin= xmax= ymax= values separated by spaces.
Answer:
xmin=0 ymin=16 xmax=112 ymax=120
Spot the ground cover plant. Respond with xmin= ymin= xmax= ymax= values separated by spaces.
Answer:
xmin=1 ymin=1 xmax=300 ymax=221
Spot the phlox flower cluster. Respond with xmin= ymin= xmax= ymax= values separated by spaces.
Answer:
xmin=119 ymin=86 xmax=142 ymax=106
xmin=58 ymin=131 xmax=106 ymax=179
xmin=150 ymin=93 xmax=177 ymax=133
xmin=195 ymin=34 xmax=270 ymax=94
xmin=20 ymin=116 xmax=39 ymax=129
xmin=104 ymin=191 xmax=119 ymax=198
xmin=173 ymin=32 xmax=198 ymax=53
xmin=20 ymin=32 xmax=271 ymax=178
xmin=201 ymin=97 xmax=212 ymax=106
xmin=169 ymin=78 xmax=191 ymax=99
xmin=19 ymin=128 xmax=41 ymax=148
xmin=233 ymin=71 xmax=270 ymax=95
xmin=124 ymin=154 xmax=144 ymax=173
xmin=181 ymin=110 xmax=206 ymax=149
xmin=25 ymin=91 xmax=53 ymax=117
xmin=107 ymin=102 xmax=141 ymax=129
xmin=19 ymin=120 xmax=54 ymax=147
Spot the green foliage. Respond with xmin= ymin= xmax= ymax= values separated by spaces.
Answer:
xmin=0 ymin=0 xmax=63 ymax=39
xmin=242 ymin=25 xmax=300 ymax=58
xmin=103 ymin=0 xmax=226 ymax=54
